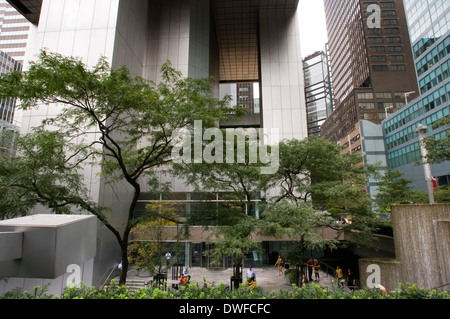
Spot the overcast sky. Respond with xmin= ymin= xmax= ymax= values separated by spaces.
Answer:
xmin=298 ymin=0 xmax=328 ymax=59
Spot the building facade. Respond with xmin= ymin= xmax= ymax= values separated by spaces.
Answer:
xmin=321 ymin=0 xmax=419 ymax=142
xmin=0 ymin=50 xmax=21 ymax=125
xmin=303 ymin=46 xmax=334 ymax=136
xmin=382 ymin=0 xmax=450 ymax=190
xmin=0 ymin=0 xmax=32 ymax=64
xmin=0 ymin=0 xmax=31 ymax=129
xmin=7 ymin=0 xmax=308 ymax=288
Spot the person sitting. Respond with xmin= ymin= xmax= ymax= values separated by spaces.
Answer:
xmin=246 ymin=266 xmax=256 ymax=282
xmin=183 ymin=267 xmax=191 ymax=282
xmin=179 ymin=274 xmax=187 ymax=285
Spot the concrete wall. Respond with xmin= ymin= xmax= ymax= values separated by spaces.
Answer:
xmin=359 ymin=204 xmax=450 ymax=292
xmin=259 ymin=7 xmax=307 ymax=141
xmin=0 ymin=214 xmax=97 ymax=296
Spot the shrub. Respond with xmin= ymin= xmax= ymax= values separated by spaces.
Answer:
xmin=1 ymin=281 xmax=448 ymax=299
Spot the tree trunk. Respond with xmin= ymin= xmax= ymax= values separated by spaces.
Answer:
xmin=119 ymin=243 xmax=129 ymax=285
xmin=118 ymin=182 xmax=140 ymax=285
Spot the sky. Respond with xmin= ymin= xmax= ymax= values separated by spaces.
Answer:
xmin=298 ymin=0 xmax=329 ymax=59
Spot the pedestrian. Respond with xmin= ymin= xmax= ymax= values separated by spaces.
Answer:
xmin=335 ymin=266 xmax=344 ymax=286
xmin=183 ymin=266 xmax=191 ymax=282
xmin=179 ymin=274 xmax=187 ymax=285
xmin=246 ymin=265 xmax=256 ymax=282
xmin=347 ymin=268 xmax=356 ymax=290
xmin=314 ymin=259 xmax=320 ymax=282
xmin=165 ymin=252 xmax=171 ymax=267
xmin=284 ymin=259 xmax=290 ymax=271
xmin=307 ymin=258 xmax=314 ymax=282
xmin=275 ymin=256 xmax=283 ymax=276
xmin=118 ymin=260 xmax=123 ymax=273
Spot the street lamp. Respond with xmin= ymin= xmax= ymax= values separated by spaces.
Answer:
xmin=404 ymin=91 xmax=416 ymax=104
xmin=414 ymin=123 xmax=435 ymax=204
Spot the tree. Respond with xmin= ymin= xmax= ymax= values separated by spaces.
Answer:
xmin=0 ymin=50 xmax=243 ymax=284
xmin=262 ymin=136 xmax=378 ymax=247
xmin=423 ymin=116 xmax=450 ymax=164
xmin=0 ymin=128 xmax=101 ymax=220
xmin=172 ymin=129 xmax=270 ymax=270
xmin=374 ymin=168 xmax=427 ymax=215
xmin=128 ymin=202 xmax=181 ymax=275
xmin=259 ymin=201 xmax=338 ymax=285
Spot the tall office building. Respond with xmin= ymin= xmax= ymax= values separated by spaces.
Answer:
xmin=382 ymin=0 xmax=450 ymax=190
xmin=321 ymin=0 xmax=419 ymax=142
xmin=0 ymin=51 xmax=21 ymax=125
xmin=0 ymin=0 xmax=32 ymax=130
xmin=303 ymin=46 xmax=334 ymax=136
xmin=0 ymin=0 xmax=32 ymax=64
xmin=5 ymin=0 xmax=307 ymax=289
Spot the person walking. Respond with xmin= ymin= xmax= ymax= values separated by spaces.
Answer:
xmin=335 ymin=266 xmax=344 ymax=287
xmin=313 ymin=259 xmax=320 ymax=282
xmin=275 ymin=256 xmax=284 ymax=276
xmin=347 ymin=268 xmax=356 ymax=290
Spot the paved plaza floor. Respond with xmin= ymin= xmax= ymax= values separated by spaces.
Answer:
xmin=114 ymin=265 xmax=336 ymax=293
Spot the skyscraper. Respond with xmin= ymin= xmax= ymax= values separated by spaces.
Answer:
xmin=0 ymin=0 xmax=30 ymax=129
xmin=6 ymin=0 xmax=307 ymax=288
xmin=321 ymin=0 xmax=419 ymax=142
xmin=303 ymin=45 xmax=334 ymax=136
xmin=0 ymin=0 xmax=32 ymax=64
xmin=382 ymin=0 xmax=450 ymax=190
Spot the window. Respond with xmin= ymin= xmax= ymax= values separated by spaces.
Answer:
xmin=373 ymin=65 xmax=389 ymax=71
xmin=387 ymin=46 xmax=403 ymax=52
xmin=370 ymin=46 xmax=386 ymax=52
xmin=380 ymin=2 xmax=395 ymax=8
xmin=389 ymin=55 xmax=404 ymax=62
xmin=384 ymin=28 xmax=400 ymax=34
xmin=386 ymin=37 xmax=401 ymax=43
xmin=371 ymin=55 xmax=386 ymax=62
xmin=368 ymin=37 xmax=384 ymax=43
xmin=359 ymin=102 xmax=375 ymax=109
xmin=383 ymin=19 xmax=398 ymax=25
xmin=357 ymin=92 xmax=374 ymax=99
xmin=390 ymin=64 xmax=406 ymax=71
xmin=376 ymin=92 xmax=392 ymax=99
xmin=382 ymin=10 xmax=396 ymax=16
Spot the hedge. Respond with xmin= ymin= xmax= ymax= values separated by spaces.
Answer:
xmin=1 ymin=280 xmax=448 ymax=299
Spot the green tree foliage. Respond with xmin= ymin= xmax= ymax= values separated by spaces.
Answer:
xmin=129 ymin=202 xmax=181 ymax=274
xmin=173 ymin=129 xmax=269 ymax=267
xmin=259 ymin=201 xmax=338 ymax=283
xmin=0 ymin=50 xmax=243 ymax=284
xmin=0 ymin=129 xmax=101 ymax=220
xmin=263 ymin=137 xmax=379 ymax=247
xmin=423 ymin=116 xmax=450 ymax=164
xmin=374 ymin=169 xmax=427 ymax=215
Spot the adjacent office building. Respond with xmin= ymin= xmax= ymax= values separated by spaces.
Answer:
xmin=4 ymin=0 xmax=308 ymax=289
xmin=382 ymin=0 xmax=450 ymax=190
xmin=321 ymin=0 xmax=419 ymax=142
xmin=303 ymin=46 xmax=334 ymax=136
xmin=0 ymin=0 xmax=32 ymax=64
xmin=0 ymin=1 xmax=30 ymax=143
xmin=0 ymin=51 xmax=21 ymax=126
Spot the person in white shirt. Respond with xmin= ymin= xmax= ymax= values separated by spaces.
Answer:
xmin=246 ymin=265 xmax=256 ymax=282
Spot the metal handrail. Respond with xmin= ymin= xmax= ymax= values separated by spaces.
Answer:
xmin=101 ymin=264 xmax=119 ymax=288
